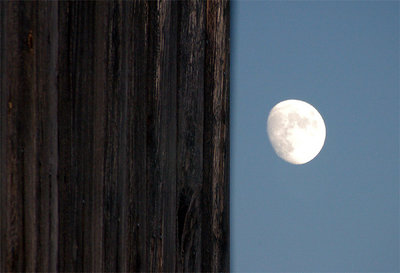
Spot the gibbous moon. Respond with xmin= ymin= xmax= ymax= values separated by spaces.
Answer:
xmin=267 ymin=99 xmax=326 ymax=164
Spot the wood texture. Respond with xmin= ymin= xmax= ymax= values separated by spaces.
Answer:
xmin=0 ymin=1 xmax=229 ymax=272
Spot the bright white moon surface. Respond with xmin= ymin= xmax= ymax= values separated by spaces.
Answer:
xmin=267 ymin=99 xmax=326 ymax=165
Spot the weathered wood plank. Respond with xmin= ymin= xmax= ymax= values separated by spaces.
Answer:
xmin=159 ymin=1 xmax=178 ymax=271
xmin=146 ymin=1 xmax=178 ymax=271
xmin=100 ymin=1 xmax=128 ymax=271
xmin=0 ymin=1 xmax=59 ymax=272
xmin=203 ymin=0 xmax=230 ymax=272
xmin=176 ymin=1 xmax=205 ymax=272
xmin=57 ymin=2 xmax=96 ymax=272
xmin=91 ymin=2 xmax=107 ymax=272
xmin=119 ymin=1 xmax=135 ymax=272
xmin=1 ymin=1 xmax=230 ymax=271
xmin=57 ymin=2 xmax=75 ymax=271
xmin=121 ymin=1 xmax=149 ymax=272
xmin=0 ymin=1 xmax=5 ymax=268
xmin=1 ymin=2 xmax=28 ymax=271
xmin=36 ymin=2 xmax=59 ymax=272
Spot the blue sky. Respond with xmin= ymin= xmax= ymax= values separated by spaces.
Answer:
xmin=231 ymin=1 xmax=399 ymax=272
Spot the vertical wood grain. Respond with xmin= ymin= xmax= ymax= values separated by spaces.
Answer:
xmin=57 ymin=2 xmax=74 ymax=271
xmin=1 ymin=1 xmax=229 ymax=272
xmin=36 ymin=2 xmax=59 ymax=272
xmin=101 ymin=1 xmax=124 ymax=271
xmin=146 ymin=1 xmax=178 ymax=271
xmin=121 ymin=1 xmax=149 ymax=271
xmin=0 ymin=1 xmax=5 ymax=268
xmin=92 ymin=2 xmax=107 ymax=272
xmin=57 ymin=2 xmax=96 ymax=272
xmin=203 ymin=0 xmax=230 ymax=271
xmin=0 ymin=1 xmax=59 ymax=272
xmin=176 ymin=1 xmax=205 ymax=271
xmin=1 ymin=2 xmax=26 ymax=271
xmin=119 ymin=1 xmax=134 ymax=272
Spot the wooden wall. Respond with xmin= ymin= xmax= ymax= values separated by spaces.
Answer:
xmin=0 ymin=1 xmax=229 ymax=272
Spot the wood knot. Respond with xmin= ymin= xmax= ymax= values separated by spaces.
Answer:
xmin=8 ymin=101 xmax=12 ymax=110
xmin=27 ymin=30 xmax=33 ymax=51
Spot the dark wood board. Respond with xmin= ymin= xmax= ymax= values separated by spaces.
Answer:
xmin=0 ymin=1 xmax=229 ymax=272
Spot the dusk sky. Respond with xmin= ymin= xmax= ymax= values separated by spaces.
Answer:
xmin=231 ymin=1 xmax=399 ymax=272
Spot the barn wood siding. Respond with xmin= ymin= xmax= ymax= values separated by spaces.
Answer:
xmin=0 ymin=1 xmax=229 ymax=272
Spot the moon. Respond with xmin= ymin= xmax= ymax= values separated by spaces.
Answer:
xmin=266 ymin=99 xmax=326 ymax=165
